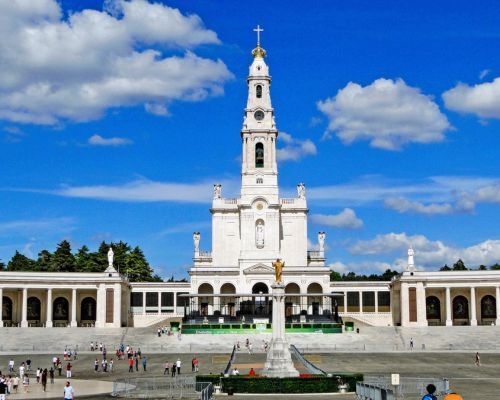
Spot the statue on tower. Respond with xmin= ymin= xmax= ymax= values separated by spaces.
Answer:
xmin=107 ymin=246 xmax=114 ymax=268
xmin=193 ymin=232 xmax=201 ymax=253
xmin=318 ymin=232 xmax=326 ymax=252
xmin=407 ymin=246 xmax=415 ymax=272
xmin=213 ymin=184 xmax=222 ymax=199
xmin=255 ymin=221 xmax=265 ymax=248
xmin=297 ymin=183 xmax=306 ymax=199
xmin=272 ymin=258 xmax=285 ymax=284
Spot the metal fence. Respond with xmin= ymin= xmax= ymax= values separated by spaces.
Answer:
xmin=112 ymin=376 xmax=198 ymax=398
xmin=290 ymin=344 xmax=326 ymax=375
xmin=357 ymin=376 xmax=450 ymax=400
xmin=196 ymin=382 xmax=214 ymax=400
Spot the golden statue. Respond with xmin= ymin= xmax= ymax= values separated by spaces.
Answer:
xmin=272 ymin=258 xmax=284 ymax=284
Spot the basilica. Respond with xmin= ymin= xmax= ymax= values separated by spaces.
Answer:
xmin=1 ymin=35 xmax=499 ymax=332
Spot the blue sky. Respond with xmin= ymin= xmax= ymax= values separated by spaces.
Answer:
xmin=1 ymin=0 xmax=499 ymax=278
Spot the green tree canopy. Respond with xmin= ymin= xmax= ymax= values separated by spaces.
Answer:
xmin=50 ymin=240 xmax=75 ymax=272
xmin=7 ymin=251 xmax=35 ymax=271
xmin=330 ymin=268 xmax=400 ymax=281
xmin=452 ymin=259 xmax=468 ymax=271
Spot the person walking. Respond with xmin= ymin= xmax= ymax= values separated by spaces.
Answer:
xmin=41 ymin=369 xmax=47 ymax=392
xmin=410 ymin=338 xmax=414 ymax=350
xmin=36 ymin=368 xmax=41 ymax=384
xmin=49 ymin=367 xmax=55 ymax=384
xmin=135 ymin=355 xmax=139 ymax=372
xmin=109 ymin=359 xmax=114 ymax=373
xmin=422 ymin=384 xmax=438 ymax=400
xmin=63 ymin=381 xmax=74 ymax=400
xmin=475 ymin=352 xmax=481 ymax=367
xmin=22 ymin=374 xmax=29 ymax=393
xmin=193 ymin=357 xmax=199 ymax=372
xmin=163 ymin=361 xmax=170 ymax=376
xmin=142 ymin=356 xmax=147 ymax=372
xmin=94 ymin=359 xmax=99 ymax=373
xmin=128 ymin=358 xmax=134 ymax=373
xmin=191 ymin=357 xmax=196 ymax=372
xmin=8 ymin=359 xmax=14 ymax=373
xmin=171 ymin=363 xmax=176 ymax=378
xmin=57 ymin=361 xmax=63 ymax=377
xmin=19 ymin=363 xmax=25 ymax=380
xmin=12 ymin=375 xmax=19 ymax=394
xmin=176 ymin=358 xmax=181 ymax=375
xmin=66 ymin=362 xmax=72 ymax=379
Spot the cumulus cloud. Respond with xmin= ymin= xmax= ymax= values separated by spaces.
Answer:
xmin=276 ymin=132 xmax=317 ymax=162
xmin=329 ymin=260 xmax=394 ymax=274
xmin=479 ymin=69 xmax=490 ymax=80
xmin=311 ymin=208 xmax=363 ymax=229
xmin=88 ymin=134 xmax=132 ymax=146
xmin=383 ymin=196 xmax=475 ymax=215
xmin=317 ymin=78 xmax=451 ymax=150
xmin=348 ymin=232 xmax=500 ymax=270
xmin=0 ymin=217 xmax=76 ymax=237
xmin=443 ymin=78 xmax=500 ymax=119
xmin=0 ymin=0 xmax=231 ymax=125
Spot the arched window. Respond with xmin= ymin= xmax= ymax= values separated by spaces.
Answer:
xmin=426 ymin=296 xmax=441 ymax=320
xmin=255 ymin=143 xmax=264 ymax=168
xmin=27 ymin=297 xmax=41 ymax=320
xmin=53 ymin=297 xmax=69 ymax=321
xmin=481 ymin=295 xmax=496 ymax=319
xmin=81 ymin=297 xmax=97 ymax=321
xmin=452 ymin=295 xmax=469 ymax=320
xmin=256 ymin=85 xmax=262 ymax=98
xmin=2 ymin=296 xmax=12 ymax=321
xmin=256 ymin=177 xmax=263 ymax=184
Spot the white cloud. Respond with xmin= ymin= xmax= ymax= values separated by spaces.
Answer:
xmin=311 ymin=208 xmax=363 ymax=229
xmin=144 ymin=103 xmax=169 ymax=116
xmin=329 ymin=260 xmax=394 ymax=274
xmin=49 ymin=178 xmax=239 ymax=203
xmin=0 ymin=217 xmax=75 ymax=237
xmin=317 ymin=78 xmax=451 ymax=150
xmin=276 ymin=132 xmax=317 ymax=162
xmin=88 ymin=134 xmax=132 ymax=146
xmin=348 ymin=232 xmax=500 ymax=269
xmin=0 ymin=0 xmax=231 ymax=125
xmin=383 ymin=196 xmax=474 ymax=215
xmin=443 ymin=78 xmax=500 ymax=119
xmin=475 ymin=183 xmax=500 ymax=203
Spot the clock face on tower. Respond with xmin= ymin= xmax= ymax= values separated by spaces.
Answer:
xmin=254 ymin=110 xmax=264 ymax=121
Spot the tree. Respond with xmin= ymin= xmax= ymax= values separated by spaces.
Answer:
xmin=124 ymin=246 xmax=160 ymax=282
xmin=74 ymin=245 xmax=97 ymax=272
xmin=490 ymin=263 xmax=500 ymax=270
xmin=440 ymin=264 xmax=451 ymax=271
xmin=0 ymin=260 xmax=5 ymax=271
xmin=478 ymin=265 xmax=488 ymax=270
xmin=7 ymin=251 xmax=35 ymax=271
xmin=110 ymin=241 xmax=131 ymax=273
xmin=35 ymin=250 xmax=53 ymax=272
xmin=330 ymin=271 xmax=342 ymax=281
xmin=452 ymin=259 xmax=468 ymax=271
xmin=50 ymin=240 xmax=75 ymax=272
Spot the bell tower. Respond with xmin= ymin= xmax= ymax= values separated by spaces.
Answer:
xmin=241 ymin=25 xmax=279 ymax=203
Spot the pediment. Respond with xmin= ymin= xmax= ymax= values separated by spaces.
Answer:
xmin=243 ymin=263 xmax=274 ymax=275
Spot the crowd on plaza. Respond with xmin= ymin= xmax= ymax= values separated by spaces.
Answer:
xmin=156 ymin=326 xmax=182 ymax=340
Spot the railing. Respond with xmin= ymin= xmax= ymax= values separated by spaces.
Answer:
xmin=224 ymin=345 xmax=237 ymax=375
xmin=307 ymin=251 xmax=324 ymax=258
xmin=290 ymin=344 xmax=326 ymax=375
xmin=223 ymin=198 xmax=238 ymax=204
xmin=112 ymin=376 xmax=197 ymax=398
xmin=356 ymin=382 xmax=395 ymax=400
xmin=196 ymin=381 xmax=214 ymax=400
xmin=359 ymin=376 xmax=450 ymax=399
xmin=280 ymin=198 xmax=296 ymax=205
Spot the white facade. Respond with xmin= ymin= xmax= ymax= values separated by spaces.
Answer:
xmin=189 ymin=41 xmax=330 ymax=298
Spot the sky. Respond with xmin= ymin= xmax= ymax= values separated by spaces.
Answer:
xmin=0 ymin=0 xmax=499 ymax=278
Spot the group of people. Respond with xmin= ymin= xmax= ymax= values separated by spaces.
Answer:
xmin=163 ymin=358 xmax=182 ymax=377
xmin=156 ymin=326 xmax=182 ymax=340
xmin=1 ymin=358 xmax=58 ymax=395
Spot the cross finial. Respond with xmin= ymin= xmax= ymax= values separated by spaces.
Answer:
xmin=253 ymin=24 xmax=264 ymax=46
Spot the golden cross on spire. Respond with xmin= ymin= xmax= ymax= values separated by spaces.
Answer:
xmin=253 ymin=24 xmax=264 ymax=46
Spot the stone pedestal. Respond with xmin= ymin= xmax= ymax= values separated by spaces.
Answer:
xmin=263 ymin=284 xmax=299 ymax=378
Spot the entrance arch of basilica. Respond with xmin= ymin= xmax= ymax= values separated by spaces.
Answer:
xmin=198 ymin=283 xmax=214 ymax=316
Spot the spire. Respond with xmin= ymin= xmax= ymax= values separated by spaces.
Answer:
xmin=252 ymin=24 xmax=266 ymax=58
xmin=407 ymin=245 xmax=415 ymax=272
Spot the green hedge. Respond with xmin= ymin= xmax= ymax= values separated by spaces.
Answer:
xmin=196 ymin=374 xmax=363 ymax=393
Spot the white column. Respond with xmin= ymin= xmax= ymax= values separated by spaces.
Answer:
xmin=142 ymin=292 xmax=146 ymax=315
xmin=470 ymin=287 xmax=477 ymax=326
xmin=70 ymin=289 xmax=77 ymax=327
xmin=445 ymin=287 xmax=452 ymax=326
xmin=359 ymin=291 xmax=363 ymax=314
xmin=374 ymin=291 xmax=379 ymax=314
xmin=114 ymin=284 xmax=122 ymax=327
xmin=21 ymin=288 xmax=28 ymax=327
xmin=416 ymin=282 xmax=428 ymax=326
xmin=158 ymin=291 xmax=162 ymax=315
xmin=400 ymin=283 xmax=409 ymax=327
xmin=46 ymin=289 xmax=53 ymax=328
xmin=0 ymin=288 xmax=3 ymax=327
xmin=496 ymin=287 xmax=500 ymax=326
xmin=96 ymin=284 xmax=105 ymax=328
xmin=173 ymin=292 xmax=177 ymax=315
xmin=343 ymin=292 xmax=347 ymax=313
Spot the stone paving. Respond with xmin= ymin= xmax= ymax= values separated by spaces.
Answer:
xmin=0 ymin=350 xmax=498 ymax=398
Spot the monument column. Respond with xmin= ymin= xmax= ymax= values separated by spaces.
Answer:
xmin=70 ymin=288 xmax=77 ymax=327
xmin=96 ymin=284 xmax=106 ymax=328
xmin=114 ymin=283 xmax=122 ymax=327
xmin=343 ymin=292 xmax=347 ymax=314
xmin=21 ymin=288 xmax=28 ymax=327
xmin=470 ymin=287 xmax=477 ymax=326
xmin=400 ymin=283 xmax=409 ymax=327
xmin=445 ymin=287 xmax=452 ymax=326
xmin=46 ymin=288 xmax=53 ymax=328
xmin=0 ymin=288 xmax=3 ymax=327
xmin=359 ymin=291 xmax=363 ymax=314
xmin=416 ymin=282 xmax=427 ymax=326
xmin=142 ymin=292 xmax=146 ymax=315
xmin=158 ymin=291 xmax=162 ymax=315
xmin=496 ymin=287 xmax=500 ymax=326
xmin=374 ymin=290 xmax=379 ymax=314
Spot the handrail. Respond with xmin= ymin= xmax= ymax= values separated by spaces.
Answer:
xmin=290 ymin=344 xmax=326 ymax=375
xmin=224 ymin=345 xmax=237 ymax=375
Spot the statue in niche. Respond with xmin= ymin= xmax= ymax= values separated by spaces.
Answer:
xmin=297 ymin=183 xmax=306 ymax=199
xmin=255 ymin=221 xmax=265 ymax=248
xmin=193 ymin=232 xmax=200 ymax=253
xmin=318 ymin=232 xmax=326 ymax=252
xmin=107 ymin=246 xmax=114 ymax=268
xmin=213 ymin=184 xmax=222 ymax=199
xmin=272 ymin=259 xmax=285 ymax=284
